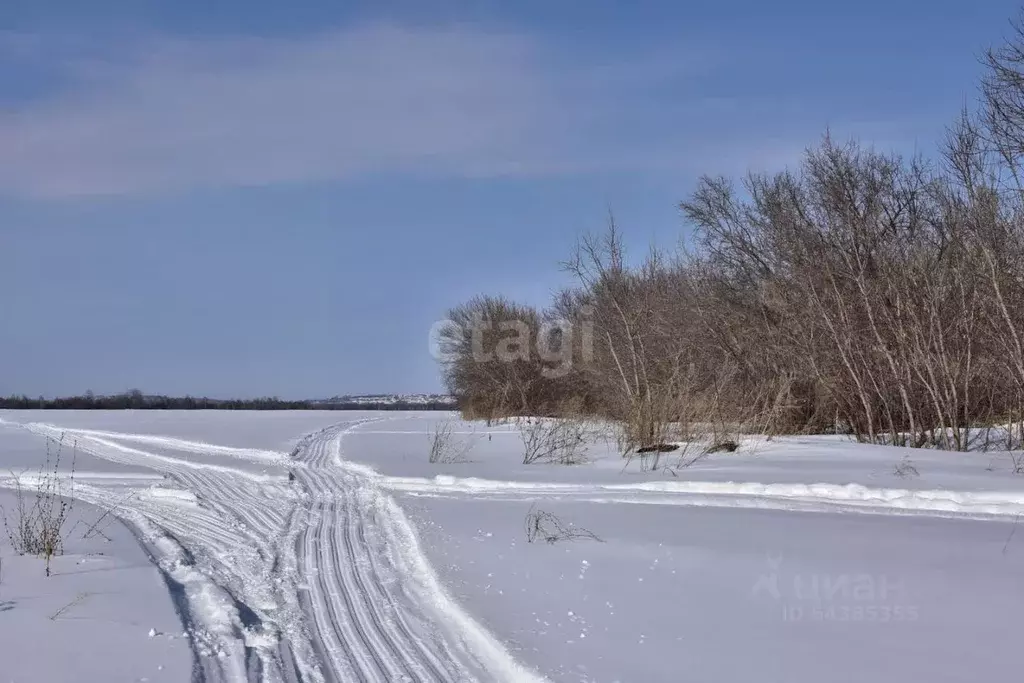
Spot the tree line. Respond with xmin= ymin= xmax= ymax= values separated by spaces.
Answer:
xmin=0 ymin=391 xmax=454 ymax=412
xmin=439 ymin=12 xmax=1024 ymax=451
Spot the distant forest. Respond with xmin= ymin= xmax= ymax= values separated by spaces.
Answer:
xmin=0 ymin=390 xmax=453 ymax=411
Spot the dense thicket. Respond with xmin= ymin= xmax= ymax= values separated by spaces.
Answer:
xmin=440 ymin=12 xmax=1024 ymax=450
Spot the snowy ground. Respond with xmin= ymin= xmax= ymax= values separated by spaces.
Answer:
xmin=0 ymin=410 xmax=1022 ymax=682
xmin=0 ymin=491 xmax=193 ymax=683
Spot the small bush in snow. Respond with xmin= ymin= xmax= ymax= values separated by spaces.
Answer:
xmin=893 ymin=455 xmax=920 ymax=478
xmin=524 ymin=505 xmax=602 ymax=544
xmin=428 ymin=421 xmax=474 ymax=464
xmin=518 ymin=417 xmax=589 ymax=465
xmin=1 ymin=434 xmax=76 ymax=577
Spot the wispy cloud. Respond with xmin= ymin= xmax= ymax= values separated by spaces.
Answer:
xmin=0 ymin=25 xmax=723 ymax=198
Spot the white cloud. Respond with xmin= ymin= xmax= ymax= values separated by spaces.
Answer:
xmin=0 ymin=25 xmax=711 ymax=198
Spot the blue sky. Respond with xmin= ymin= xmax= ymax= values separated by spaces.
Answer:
xmin=1 ymin=0 xmax=1020 ymax=398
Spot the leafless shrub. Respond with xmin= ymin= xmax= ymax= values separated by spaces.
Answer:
xmin=893 ymin=455 xmax=920 ymax=478
xmin=1 ymin=434 xmax=77 ymax=577
xmin=524 ymin=505 xmax=602 ymax=544
xmin=428 ymin=421 xmax=475 ymax=464
xmin=518 ymin=416 xmax=589 ymax=465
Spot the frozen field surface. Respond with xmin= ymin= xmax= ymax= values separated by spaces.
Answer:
xmin=0 ymin=410 xmax=1021 ymax=682
xmin=406 ymin=497 xmax=1022 ymax=683
xmin=0 ymin=491 xmax=193 ymax=683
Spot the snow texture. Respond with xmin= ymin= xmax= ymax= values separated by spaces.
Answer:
xmin=0 ymin=410 xmax=1022 ymax=682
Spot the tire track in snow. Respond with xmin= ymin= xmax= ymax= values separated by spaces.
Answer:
xmin=2 ymin=420 xmax=317 ymax=683
xmin=298 ymin=491 xmax=362 ymax=682
xmin=0 ymin=416 xmax=547 ymax=683
xmin=292 ymin=422 xmax=490 ymax=682
xmin=348 ymin=486 xmax=456 ymax=683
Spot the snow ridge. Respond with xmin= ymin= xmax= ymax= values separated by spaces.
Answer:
xmin=382 ymin=475 xmax=1024 ymax=519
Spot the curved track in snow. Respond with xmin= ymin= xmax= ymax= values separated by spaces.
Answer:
xmin=0 ymin=417 xmax=547 ymax=683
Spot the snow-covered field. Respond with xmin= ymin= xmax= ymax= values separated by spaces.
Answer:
xmin=0 ymin=410 xmax=1021 ymax=682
